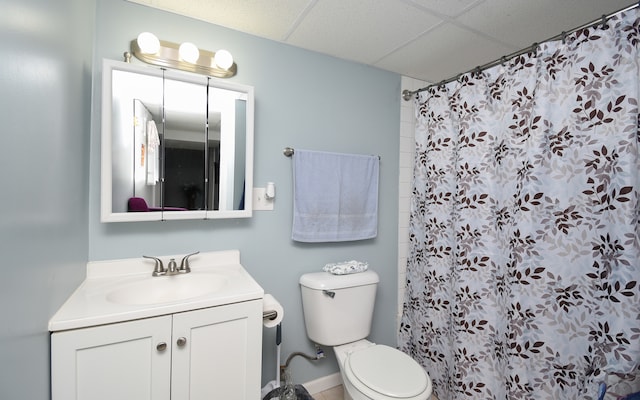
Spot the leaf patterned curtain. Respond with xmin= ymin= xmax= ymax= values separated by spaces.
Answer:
xmin=399 ymin=9 xmax=640 ymax=400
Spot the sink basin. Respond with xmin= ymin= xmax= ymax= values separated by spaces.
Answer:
xmin=106 ymin=273 xmax=228 ymax=305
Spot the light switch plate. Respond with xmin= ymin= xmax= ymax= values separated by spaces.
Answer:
xmin=253 ymin=188 xmax=274 ymax=211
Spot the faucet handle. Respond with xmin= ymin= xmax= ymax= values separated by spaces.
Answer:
xmin=179 ymin=251 xmax=199 ymax=273
xmin=143 ymin=255 xmax=166 ymax=276
xmin=167 ymin=258 xmax=178 ymax=274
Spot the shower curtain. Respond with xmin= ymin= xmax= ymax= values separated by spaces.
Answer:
xmin=399 ymin=9 xmax=640 ymax=400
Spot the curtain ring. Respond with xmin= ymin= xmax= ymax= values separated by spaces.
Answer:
xmin=561 ymin=31 xmax=567 ymax=44
xmin=531 ymin=42 xmax=539 ymax=54
xmin=601 ymin=15 xmax=608 ymax=29
xmin=501 ymin=56 xmax=507 ymax=66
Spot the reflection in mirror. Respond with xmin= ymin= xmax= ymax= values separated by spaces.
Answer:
xmin=112 ymin=70 xmax=163 ymax=213
xmin=101 ymin=59 xmax=254 ymax=222
xmin=208 ymin=86 xmax=248 ymax=211
xmin=163 ymin=78 xmax=206 ymax=211
xmin=133 ymin=99 xmax=161 ymax=208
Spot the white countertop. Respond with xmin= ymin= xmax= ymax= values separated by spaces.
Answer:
xmin=49 ymin=250 xmax=264 ymax=332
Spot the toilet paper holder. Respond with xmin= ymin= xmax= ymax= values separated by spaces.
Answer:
xmin=262 ymin=293 xmax=284 ymax=328
xmin=263 ymin=310 xmax=278 ymax=320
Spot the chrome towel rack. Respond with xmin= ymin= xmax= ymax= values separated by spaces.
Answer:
xmin=282 ymin=147 xmax=380 ymax=160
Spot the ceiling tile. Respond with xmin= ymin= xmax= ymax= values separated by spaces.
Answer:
xmin=125 ymin=0 xmax=639 ymax=81
xmin=409 ymin=0 xmax=486 ymax=18
xmin=126 ymin=0 xmax=314 ymax=40
xmin=375 ymin=22 xmax=514 ymax=82
xmin=285 ymin=0 xmax=442 ymax=64
xmin=456 ymin=0 xmax=636 ymax=48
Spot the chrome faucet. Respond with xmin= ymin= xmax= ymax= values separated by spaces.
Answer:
xmin=143 ymin=255 xmax=166 ymax=276
xmin=178 ymin=251 xmax=199 ymax=273
xmin=143 ymin=252 xmax=199 ymax=277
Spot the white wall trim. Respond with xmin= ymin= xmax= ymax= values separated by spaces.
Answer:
xmin=303 ymin=372 xmax=343 ymax=394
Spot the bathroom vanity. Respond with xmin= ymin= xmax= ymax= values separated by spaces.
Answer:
xmin=49 ymin=250 xmax=263 ymax=400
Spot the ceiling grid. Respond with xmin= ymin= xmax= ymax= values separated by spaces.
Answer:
xmin=126 ymin=0 xmax=637 ymax=82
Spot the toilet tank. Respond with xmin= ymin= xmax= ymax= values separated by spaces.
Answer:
xmin=299 ymin=270 xmax=379 ymax=346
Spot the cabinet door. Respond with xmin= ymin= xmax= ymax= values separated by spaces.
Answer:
xmin=171 ymin=300 xmax=262 ymax=400
xmin=51 ymin=315 xmax=172 ymax=400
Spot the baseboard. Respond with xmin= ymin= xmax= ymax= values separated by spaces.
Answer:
xmin=302 ymin=372 xmax=343 ymax=394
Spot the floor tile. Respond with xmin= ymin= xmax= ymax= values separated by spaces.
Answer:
xmin=319 ymin=385 xmax=344 ymax=400
xmin=313 ymin=385 xmax=342 ymax=400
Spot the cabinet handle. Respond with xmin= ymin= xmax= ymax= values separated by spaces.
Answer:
xmin=176 ymin=337 xmax=187 ymax=347
xmin=156 ymin=342 xmax=167 ymax=352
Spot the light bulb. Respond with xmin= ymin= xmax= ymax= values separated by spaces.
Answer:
xmin=137 ymin=32 xmax=160 ymax=54
xmin=214 ymin=49 xmax=233 ymax=70
xmin=179 ymin=42 xmax=200 ymax=63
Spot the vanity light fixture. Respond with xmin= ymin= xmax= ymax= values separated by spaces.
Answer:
xmin=128 ymin=32 xmax=237 ymax=78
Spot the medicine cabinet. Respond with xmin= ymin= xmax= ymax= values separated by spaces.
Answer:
xmin=101 ymin=59 xmax=254 ymax=222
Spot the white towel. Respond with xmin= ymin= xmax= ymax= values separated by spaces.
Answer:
xmin=147 ymin=120 xmax=160 ymax=149
xmin=292 ymin=149 xmax=379 ymax=242
xmin=323 ymin=260 xmax=369 ymax=275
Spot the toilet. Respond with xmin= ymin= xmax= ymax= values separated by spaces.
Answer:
xmin=299 ymin=270 xmax=432 ymax=400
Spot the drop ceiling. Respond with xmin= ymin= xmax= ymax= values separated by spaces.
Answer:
xmin=127 ymin=0 xmax=637 ymax=84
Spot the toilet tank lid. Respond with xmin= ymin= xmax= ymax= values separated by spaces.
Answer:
xmin=299 ymin=270 xmax=379 ymax=290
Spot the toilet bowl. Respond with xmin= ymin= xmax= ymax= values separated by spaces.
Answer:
xmin=335 ymin=340 xmax=432 ymax=400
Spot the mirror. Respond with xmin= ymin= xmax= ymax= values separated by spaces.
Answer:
xmin=101 ymin=59 xmax=254 ymax=222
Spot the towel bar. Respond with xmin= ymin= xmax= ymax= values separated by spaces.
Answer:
xmin=282 ymin=147 xmax=380 ymax=160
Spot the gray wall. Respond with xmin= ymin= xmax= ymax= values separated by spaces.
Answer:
xmin=0 ymin=0 xmax=95 ymax=399
xmin=0 ymin=0 xmax=401 ymax=397
xmin=90 ymin=0 xmax=401 ymax=387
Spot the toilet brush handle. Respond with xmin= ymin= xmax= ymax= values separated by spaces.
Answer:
xmin=276 ymin=324 xmax=282 ymax=345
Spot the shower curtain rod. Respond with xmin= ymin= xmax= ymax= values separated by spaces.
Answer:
xmin=402 ymin=2 xmax=640 ymax=101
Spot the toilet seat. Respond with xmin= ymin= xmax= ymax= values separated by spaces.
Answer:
xmin=344 ymin=344 xmax=430 ymax=399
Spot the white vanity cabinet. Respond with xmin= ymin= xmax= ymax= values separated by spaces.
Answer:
xmin=171 ymin=300 xmax=263 ymax=399
xmin=51 ymin=300 xmax=262 ymax=400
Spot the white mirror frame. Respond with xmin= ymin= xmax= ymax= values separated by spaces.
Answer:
xmin=100 ymin=59 xmax=254 ymax=222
